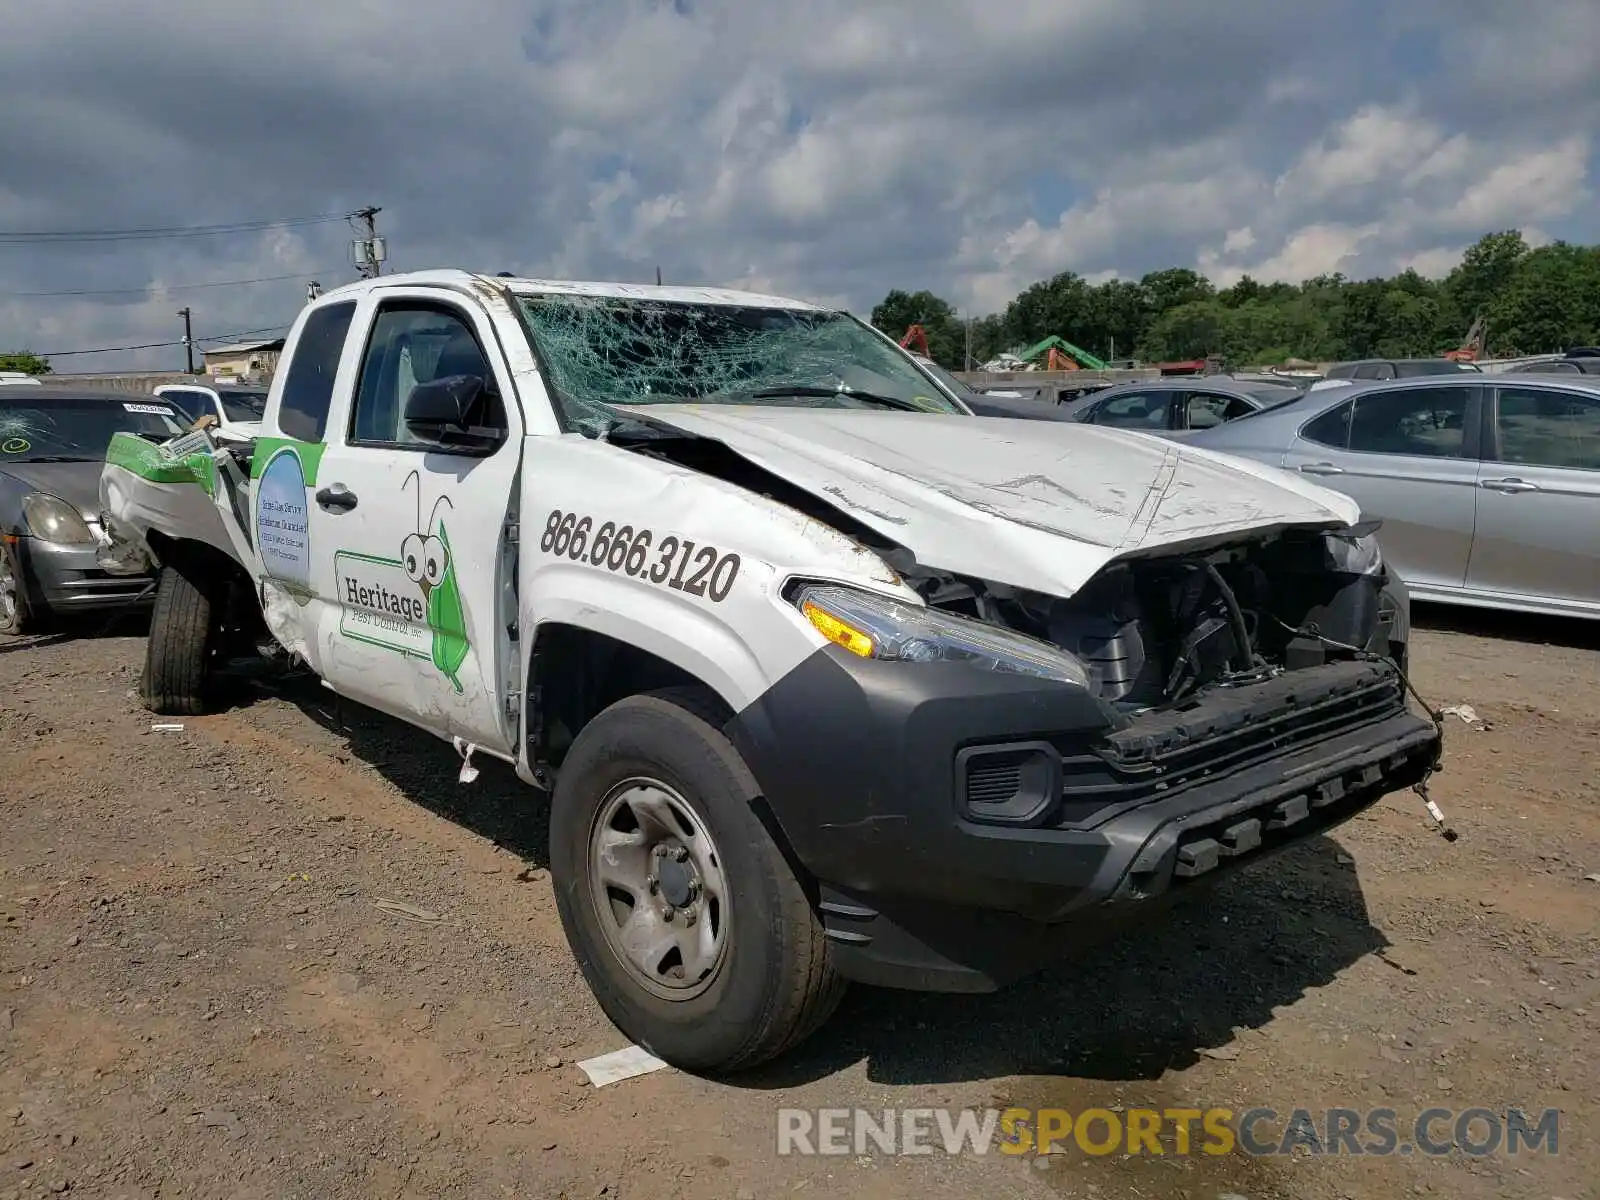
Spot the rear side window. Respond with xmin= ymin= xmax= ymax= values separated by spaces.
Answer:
xmin=1089 ymin=391 xmax=1170 ymax=429
xmin=1184 ymin=391 xmax=1254 ymax=429
xmin=1347 ymin=387 xmax=1468 ymax=458
xmin=1495 ymin=388 xmax=1600 ymax=471
xmin=1302 ymin=401 xmax=1353 ymax=448
xmin=277 ymin=301 xmax=356 ymax=442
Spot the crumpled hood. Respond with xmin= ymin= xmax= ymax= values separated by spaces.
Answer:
xmin=616 ymin=405 xmax=1360 ymax=596
xmin=0 ymin=460 xmax=105 ymax=519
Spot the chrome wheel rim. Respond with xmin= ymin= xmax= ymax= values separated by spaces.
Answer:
xmin=587 ymin=776 xmax=731 ymax=1000
xmin=0 ymin=553 xmax=18 ymax=629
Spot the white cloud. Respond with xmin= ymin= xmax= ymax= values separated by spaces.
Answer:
xmin=1398 ymin=245 xmax=1466 ymax=279
xmin=1274 ymin=106 xmax=1443 ymax=206
xmin=1198 ymin=111 xmax=1591 ymax=286
xmin=1441 ymin=138 xmax=1590 ymax=230
xmin=1222 ymin=227 xmax=1256 ymax=255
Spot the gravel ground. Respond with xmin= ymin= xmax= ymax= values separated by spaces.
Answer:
xmin=0 ymin=606 xmax=1596 ymax=1200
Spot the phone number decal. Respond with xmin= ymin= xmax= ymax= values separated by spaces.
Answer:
xmin=537 ymin=509 xmax=742 ymax=603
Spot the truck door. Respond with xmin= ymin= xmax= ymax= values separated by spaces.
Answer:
xmin=250 ymin=299 xmax=362 ymax=681
xmin=299 ymin=292 xmax=523 ymax=757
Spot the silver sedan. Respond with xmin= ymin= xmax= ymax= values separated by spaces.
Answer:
xmin=1183 ymin=375 xmax=1600 ymax=621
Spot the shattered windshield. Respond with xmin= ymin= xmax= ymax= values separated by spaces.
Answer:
xmin=515 ymin=294 xmax=963 ymax=433
xmin=0 ymin=394 xmax=186 ymax=462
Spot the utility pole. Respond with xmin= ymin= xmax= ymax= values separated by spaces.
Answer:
xmin=964 ymin=314 xmax=973 ymax=371
xmin=177 ymin=307 xmax=195 ymax=374
xmin=655 ymin=266 xmax=662 ymax=286
xmin=352 ymin=206 xmax=386 ymax=278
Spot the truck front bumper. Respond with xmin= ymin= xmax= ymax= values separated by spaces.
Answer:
xmin=727 ymin=646 xmax=1439 ymax=993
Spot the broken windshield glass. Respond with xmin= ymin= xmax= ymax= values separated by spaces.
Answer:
xmin=0 ymin=395 xmax=187 ymax=462
xmin=515 ymin=295 xmax=963 ymax=434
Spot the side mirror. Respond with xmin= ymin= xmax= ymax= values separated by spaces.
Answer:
xmin=403 ymin=375 xmax=504 ymax=453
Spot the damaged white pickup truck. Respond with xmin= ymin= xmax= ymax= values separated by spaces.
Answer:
xmin=99 ymin=271 xmax=1443 ymax=1072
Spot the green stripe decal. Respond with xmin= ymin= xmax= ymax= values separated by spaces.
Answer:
xmin=105 ymin=433 xmax=217 ymax=496
xmin=251 ymin=437 xmax=325 ymax=486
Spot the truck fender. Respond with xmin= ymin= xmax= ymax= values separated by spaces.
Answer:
xmin=520 ymin=559 xmax=815 ymax=716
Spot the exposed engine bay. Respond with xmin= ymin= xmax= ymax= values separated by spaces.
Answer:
xmin=619 ymin=430 xmax=1397 ymax=713
xmin=898 ymin=529 xmax=1392 ymax=711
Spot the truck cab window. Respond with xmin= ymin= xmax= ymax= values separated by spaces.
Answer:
xmin=351 ymin=304 xmax=501 ymax=447
xmin=277 ymin=301 xmax=356 ymax=443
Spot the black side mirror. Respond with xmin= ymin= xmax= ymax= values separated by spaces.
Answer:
xmin=403 ymin=374 xmax=504 ymax=453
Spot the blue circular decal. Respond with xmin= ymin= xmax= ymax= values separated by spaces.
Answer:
xmin=255 ymin=448 xmax=311 ymax=587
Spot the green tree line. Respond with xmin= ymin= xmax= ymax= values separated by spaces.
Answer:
xmin=872 ymin=231 xmax=1600 ymax=369
xmin=0 ymin=352 xmax=51 ymax=375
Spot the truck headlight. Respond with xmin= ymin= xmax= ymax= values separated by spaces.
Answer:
xmin=21 ymin=492 xmax=95 ymax=545
xmin=796 ymin=584 xmax=1091 ymax=688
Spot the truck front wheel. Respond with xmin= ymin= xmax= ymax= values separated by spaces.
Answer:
xmin=141 ymin=561 xmax=220 ymax=715
xmin=550 ymin=689 xmax=844 ymax=1073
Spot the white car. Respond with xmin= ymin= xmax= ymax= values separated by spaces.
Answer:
xmin=100 ymin=270 xmax=1442 ymax=1073
xmin=153 ymin=381 xmax=268 ymax=443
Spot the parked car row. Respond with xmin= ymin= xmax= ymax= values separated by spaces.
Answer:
xmin=1062 ymin=376 xmax=1302 ymax=432
xmin=3 ymin=337 xmax=1595 ymax=640
xmin=908 ymin=354 xmax=1597 ymax=624
xmin=1499 ymin=348 xmax=1600 ymax=376
xmin=1184 ymin=375 xmax=1599 ymax=620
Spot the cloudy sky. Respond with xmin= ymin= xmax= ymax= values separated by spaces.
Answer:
xmin=1 ymin=0 xmax=1596 ymax=372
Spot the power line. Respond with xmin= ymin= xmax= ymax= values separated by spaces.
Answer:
xmin=0 ymin=212 xmax=351 ymax=245
xmin=0 ymin=269 xmax=344 ymax=299
xmin=31 ymin=323 xmax=290 ymax=358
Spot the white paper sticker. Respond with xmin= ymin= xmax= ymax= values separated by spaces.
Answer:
xmin=576 ymin=1045 xmax=671 ymax=1088
xmin=124 ymin=402 xmax=176 ymax=415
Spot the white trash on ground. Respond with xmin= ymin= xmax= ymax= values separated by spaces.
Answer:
xmin=576 ymin=1045 xmax=670 ymax=1088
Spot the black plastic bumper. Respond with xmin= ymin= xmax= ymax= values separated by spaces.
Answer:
xmin=727 ymin=645 xmax=1439 ymax=993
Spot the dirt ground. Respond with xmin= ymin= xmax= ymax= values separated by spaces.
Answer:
xmin=1 ymin=606 xmax=1596 ymax=1200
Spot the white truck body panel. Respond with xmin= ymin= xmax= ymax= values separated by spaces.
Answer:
xmin=100 ymin=270 xmax=1365 ymax=779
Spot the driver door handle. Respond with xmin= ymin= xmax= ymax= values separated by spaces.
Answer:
xmin=315 ymin=484 xmax=359 ymax=512
xmin=1298 ymin=462 xmax=1344 ymax=476
xmin=1480 ymin=477 xmax=1539 ymax=494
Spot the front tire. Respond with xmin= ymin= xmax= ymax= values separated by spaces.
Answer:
xmin=0 ymin=541 xmax=37 ymax=635
xmin=550 ymin=690 xmax=843 ymax=1073
xmin=141 ymin=561 xmax=220 ymax=715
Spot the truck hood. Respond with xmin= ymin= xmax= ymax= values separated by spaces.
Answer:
xmin=614 ymin=405 xmax=1360 ymax=597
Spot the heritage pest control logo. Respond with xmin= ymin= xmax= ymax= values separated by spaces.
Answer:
xmin=334 ymin=469 xmax=470 ymax=692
